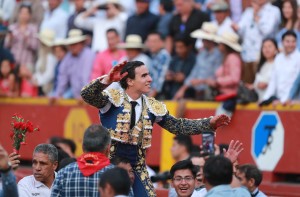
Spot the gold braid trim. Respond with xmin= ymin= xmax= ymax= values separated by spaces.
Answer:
xmin=103 ymin=89 xmax=124 ymax=107
xmin=144 ymin=96 xmax=167 ymax=116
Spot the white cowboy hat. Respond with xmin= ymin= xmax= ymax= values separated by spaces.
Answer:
xmin=52 ymin=38 xmax=67 ymax=46
xmin=117 ymin=34 xmax=145 ymax=49
xmin=64 ymin=29 xmax=87 ymax=45
xmin=190 ymin=22 xmax=218 ymax=41
xmin=214 ymin=31 xmax=242 ymax=52
xmin=95 ymin=0 xmax=123 ymax=10
xmin=38 ymin=29 xmax=55 ymax=47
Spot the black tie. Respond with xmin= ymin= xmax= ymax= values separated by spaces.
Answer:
xmin=130 ymin=101 xmax=138 ymax=129
xmin=251 ymin=190 xmax=259 ymax=197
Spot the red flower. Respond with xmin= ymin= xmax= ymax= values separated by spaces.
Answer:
xmin=14 ymin=122 xmax=22 ymax=129
xmin=20 ymin=142 xmax=27 ymax=145
xmin=21 ymin=123 xmax=27 ymax=130
xmin=26 ymin=122 xmax=34 ymax=133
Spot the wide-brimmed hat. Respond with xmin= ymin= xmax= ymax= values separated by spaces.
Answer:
xmin=65 ymin=29 xmax=87 ymax=45
xmin=190 ymin=22 xmax=218 ymax=41
xmin=38 ymin=29 xmax=55 ymax=47
xmin=214 ymin=31 xmax=241 ymax=52
xmin=211 ymin=0 xmax=229 ymax=12
xmin=52 ymin=38 xmax=67 ymax=46
xmin=117 ymin=34 xmax=145 ymax=49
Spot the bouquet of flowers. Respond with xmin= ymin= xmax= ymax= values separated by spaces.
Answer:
xmin=10 ymin=114 xmax=39 ymax=154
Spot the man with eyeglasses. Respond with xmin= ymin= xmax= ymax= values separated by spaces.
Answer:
xmin=170 ymin=159 xmax=197 ymax=197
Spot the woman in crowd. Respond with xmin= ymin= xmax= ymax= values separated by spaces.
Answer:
xmin=245 ymin=38 xmax=278 ymax=102
xmin=276 ymin=0 xmax=300 ymax=50
xmin=4 ymin=4 xmax=38 ymax=71
xmin=204 ymin=31 xmax=242 ymax=117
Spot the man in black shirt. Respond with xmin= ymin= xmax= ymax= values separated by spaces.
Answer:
xmin=166 ymin=0 xmax=210 ymax=53
xmin=125 ymin=0 xmax=159 ymax=42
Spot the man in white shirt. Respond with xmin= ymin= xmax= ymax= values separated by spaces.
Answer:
xmin=210 ymin=0 xmax=234 ymax=35
xmin=262 ymin=30 xmax=300 ymax=105
xmin=18 ymin=144 xmax=58 ymax=197
xmin=235 ymin=164 xmax=267 ymax=197
xmin=40 ymin=0 xmax=68 ymax=38
xmin=232 ymin=0 xmax=281 ymax=83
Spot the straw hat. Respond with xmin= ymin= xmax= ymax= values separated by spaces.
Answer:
xmin=117 ymin=34 xmax=145 ymax=49
xmin=190 ymin=22 xmax=218 ymax=41
xmin=214 ymin=31 xmax=242 ymax=52
xmin=38 ymin=29 xmax=55 ymax=47
xmin=52 ymin=38 xmax=67 ymax=46
xmin=64 ymin=29 xmax=87 ymax=45
xmin=211 ymin=0 xmax=229 ymax=12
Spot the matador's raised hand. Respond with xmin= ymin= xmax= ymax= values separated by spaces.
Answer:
xmin=209 ymin=114 xmax=230 ymax=130
xmin=105 ymin=61 xmax=128 ymax=84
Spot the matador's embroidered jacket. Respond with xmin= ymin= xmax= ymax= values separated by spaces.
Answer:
xmin=80 ymin=78 xmax=215 ymax=196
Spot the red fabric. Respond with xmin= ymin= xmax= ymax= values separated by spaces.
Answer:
xmin=215 ymin=92 xmax=237 ymax=101
xmin=77 ymin=152 xmax=110 ymax=177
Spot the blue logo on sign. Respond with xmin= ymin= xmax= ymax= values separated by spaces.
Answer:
xmin=254 ymin=114 xmax=278 ymax=157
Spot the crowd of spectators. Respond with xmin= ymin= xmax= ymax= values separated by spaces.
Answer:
xmin=0 ymin=0 xmax=300 ymax=112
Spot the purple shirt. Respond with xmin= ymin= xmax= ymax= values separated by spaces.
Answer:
xmin=55 ymin=47 xmax=95 ymax=98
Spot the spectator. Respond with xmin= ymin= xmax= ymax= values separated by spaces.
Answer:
xmin=10 ymin=0 xmax=45 ymax=27
xmin=170 ymin=159 xmax=197 ymax=197
xmin=164 ymin=35 xmax=196 ymax=100
xmin=236 ymin=164 xmax=267 ymax=197
xmin=118 ymin=34 xmax=152 ymax=67
xmin=51 ymin=39 xmax=68 ymax=95
xmin=51 ymin=124 xmax=114 ymax=196
xmin=67 ymin=0 xmax=92 ymax=37
xmin=0 ymin=58 xmax=17 ymax=97
xmin=18 ymin=144 xmax=58 ymax=197
xmin=0 ymin=0 xmax=16 ymax=23
xmin=211 ymin=0 xmax=234 ymax=35
xmin=54 ymin=29 xmax=95 ymax=99
xmin=146 ymin=31 xmax=171 ymax=98
xmin=125 ymin=0 xmax=159 ymax=42
xmin=40 ymin=0 xmax=68 ymax=39
xmin=276 ymin=0 xmax=300 ymax=50
xmin=18 ymin=63 xmax=38 ymax=97
xmin=4 ymin=4 xmax=39 ymax=69
xmin=56 ymin=138 xmax=77 ymax=158
xmin=262 ymin=30 xmax=300 ymax=105
xmin=243 ymin=38 xmax=278 ymax=102
xmin=156 ymin=0 xmax=174 ymax=38
xmin=232 ymin=0 xmax=281 ymax=83
xmin=174 ymin=22 xmax=222 ymax=101
xmin=90 ymin=28 xmax=126 ymax=80
xmin=203 ymin=31 xmax=242 ymax=117
xmin=190 ymin=153 xmax=206 ymax=196
xmin=166 ymin=0 xmax=210 ymax=53
xmin=99 ymin=167 xmax=131 ymax=197
xmin=203 ymin=155 xmax=250 ymax=197
xmin=32 ymin=29 xmax=57 ymax=96
xmin=0 ymin=143 xmax=18 ymax=197
xmin=75 ymin=0 xmax=127 ymax=52
xmin=110 ymin=156 xmax=135 ymax=185
xmin=171 ymin=135 xmax=193 ymax=162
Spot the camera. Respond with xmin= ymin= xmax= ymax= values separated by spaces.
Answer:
xmin=150 ymin=171 xmax=171 ymax=183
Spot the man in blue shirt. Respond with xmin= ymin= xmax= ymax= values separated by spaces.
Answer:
xmin=204 ymin=155 xmax=251 ymax=197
